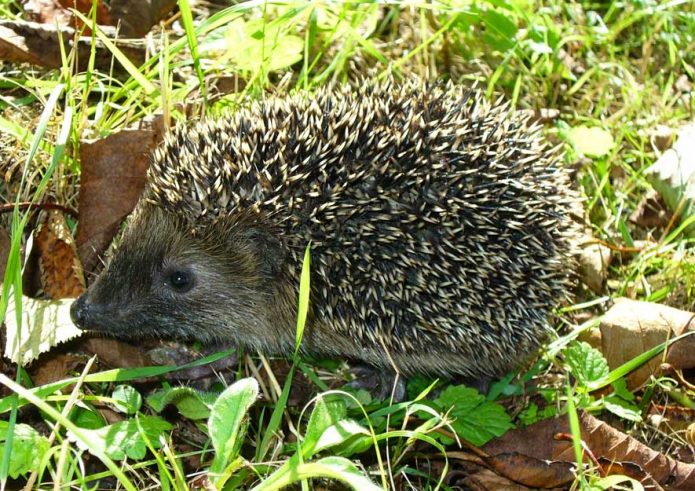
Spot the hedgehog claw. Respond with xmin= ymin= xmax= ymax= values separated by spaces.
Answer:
xmin=347 ymin=364 xmax=406 ymax=402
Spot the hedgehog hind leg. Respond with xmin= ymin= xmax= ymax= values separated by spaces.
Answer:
xmin=347 ymin=363 xmax=407 ymax=402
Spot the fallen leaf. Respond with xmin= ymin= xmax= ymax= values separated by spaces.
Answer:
xmin=645 ymin=122 xmax=695 ymax=237
xmin=599 ymin=298 xmax=695 ymax=388
xmin=578 ymin=238 xmax=612 ymax=294
xmin=0 ymin=19 xmax=147 ymax=71
xmin=27 ymin=352 xmax=83 ymax=386
xmin=0 ymin=227 xmax=9 ymax=281
xmin=3 ymin=295 xmax=80 ymax=366
xmin=629 ymin=189 xmax=673 ymax=229
xmin=569 ymin=126 xmax=614 ymax=158
xmin=76 ymin=116 xmax=165 ymax=275
xmin=109 ymin=0 xmax=177 ymax=37
xmin=34 ymin=210 xmax=85 ymax=299
xmin=482 ymin=412 xmax=695 ymax=489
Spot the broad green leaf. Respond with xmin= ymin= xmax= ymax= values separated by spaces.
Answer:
xmin=252 ymin=455 xmax=380 ymax=491
xmin=314 ymin=419 xmax=371 ymax=455
xmin=205 ymin=18 xmax=303 ymax=73
xmin=602 ymin=395 xmax=642 ymax=422
xmin=433 ymin=385 xmax=513 ymax=446
xmin=147 ymin=386 xmax=218 ymax=420
xmin=209 ymin=378 xmax=259 ymax=476
xmin=568 ymin=126 xmax=614 ymax=158
xmin=303 ymin=396 xmax=346 ymax=458
xmin=111 ymin=385 xmax=142 ymax=415
xmin=564 ymin=341 xmax=610 ymax=386
xmin=69 ymin=416 xmax=173 ymax=461
xmin=0 ymin=422 xmax=49 ymax=478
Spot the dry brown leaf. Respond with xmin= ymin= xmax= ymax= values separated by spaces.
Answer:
xmin=109 ymin=0 xmax=177 ymax=37
xmin=486 ymin=452 xmax=575 ymax=488
xmin=82 ymin=338 xmax=152 ymax=369
xmin=24 ymin=0 xmax=112 ymax=31
xmin=461 ymin=468 xmax=537 ymax=491
xmin=578 ymin=239 xmax=612 ymax=294
xmin=34 ymin=210 xmax=85 ymax=299
xmin=482 ymin=412 xmax=695 ymax=489
xmin=0 ymin=19 xmax=147 ymax=71
xmin=76 ymin=116 xmax=165 ymax=275
xmin=630 ymin=189 xmax=673 ymax=229
xmin=27 ymin=351 xmax=83 ymax=386
xmin=0 ymin=227 xmax=9 ymax=282
xmin=599 ymin=298 xmax=695 ymax=388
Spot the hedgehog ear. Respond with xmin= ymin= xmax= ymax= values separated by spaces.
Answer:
xmin=243 ymin=225 xmax=286 ymax=278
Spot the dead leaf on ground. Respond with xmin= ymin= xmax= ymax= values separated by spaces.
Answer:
xmin=0 ymin=19 xmax=147 ymax=71
xmin=0 ymin=227 xmax=9 ymax=281
xmin=645 ymin=121 xmax=695 ymax=237
xmin=460 ymin=468 xmax=539 ymax=491
xmin=109 ymin=0 xmax=177 ymax=37
xmin=630 ymin=189 xmax=673 ymax=229
xmin=27 ymin=351 xmax=83 ymax=386
xmin=599 ymin=298 xmax=695 ymax=388
xmin=24 ymin=0 xmax=112 ymax=32
xmin=482 ymin=412 xmax=695 ymax=489
xmin=34 ymin=210 xmax=85 ymax=299
xmin=76 ymin=115 xmax=165 ymax=276
xmin=578 ymin=236 xmax=612 ymax=294
xmin=82 ymin=338 xmax=152 ymax=369
xmin=4 ymin=296 xmax=81 ymax=365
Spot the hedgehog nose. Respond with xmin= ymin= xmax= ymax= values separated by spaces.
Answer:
xmin=70 ymin=295 xmax=89 ymax=329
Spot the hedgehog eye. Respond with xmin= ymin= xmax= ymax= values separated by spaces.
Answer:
xmin=167 ymin=270 xmax=194 ymax=293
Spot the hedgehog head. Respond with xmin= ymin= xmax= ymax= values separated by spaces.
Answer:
xmin=70 ymin=202 xmax=293 ymax=352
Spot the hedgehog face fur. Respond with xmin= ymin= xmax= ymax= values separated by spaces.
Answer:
xmin=71 ymin=80 xmax=579 ymax=378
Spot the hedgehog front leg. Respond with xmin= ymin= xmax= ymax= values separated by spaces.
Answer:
xmin=347 ymin=363 xmax=407 ymax=402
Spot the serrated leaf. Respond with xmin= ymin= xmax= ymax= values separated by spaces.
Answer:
xmin=68 ymin=416 xmax=173 ymax=461
xmin=433 ymin=385 xmax=513 ymax=446
xmin=568 ymin=126 xmax=614 ymax=158
xmin=3 ymin=294 xmax=81 ymax=365
xmin=111 ymin=385 xmax=142 ymax=415
xmin=0 ymin=422 xmax=50 ymax=478
xmin=147 ymin=386 xmax=217 ymax=420
xmin=564 ymin=341 xmax=610 ymax=386
xmin=209 ymin=378 xmax=259 ymax=476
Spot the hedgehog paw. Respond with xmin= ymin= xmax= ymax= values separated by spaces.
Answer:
xmin=347 ymin=364 xmax=406 ymax=402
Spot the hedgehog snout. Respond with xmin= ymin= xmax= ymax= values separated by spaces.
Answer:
xmin=71 ymin=293 xmax=115 ymax=331
xmin=70 ymin=295 xmax=88 ymax=329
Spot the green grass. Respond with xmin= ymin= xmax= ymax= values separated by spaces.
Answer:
xmin=0 ymin=0 xmax=694 ymax=489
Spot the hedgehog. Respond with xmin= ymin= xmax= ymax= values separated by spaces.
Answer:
xmin=70 ymin=79 xmax=578 ymax=386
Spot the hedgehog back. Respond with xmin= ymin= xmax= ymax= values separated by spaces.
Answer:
xmin=146 ymin=82 xmax=575 ymax=377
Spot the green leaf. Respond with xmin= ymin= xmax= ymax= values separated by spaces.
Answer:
xmin=111 ymin=385 xmax=142 ymax=415
xmin=568 ymin=126 xmax=614 ymax=158
xmin=69 ymin=416 xmax=173 ymax=461
xmin=296 ymin=243 xmax=311 ymax=354
xmin=252 ymin=455 xmax=380 ymax=491
xmin=207 ymin=18 xmax=303 ymax=73
xmin=481 ymin=9 xmax=519 ymax=52
xmin=208 ymin=378 xmax=259 ymax=477
xmin=602 ymin=395 xmax=642 ymax=422
xmin=314 ymin=419 xmax=371 ymax=455
xmin=147 ymin=386 xmax=217 ymax=420
xmin=302 ymin=396 xmax=345 ymax=458
xmin=564 ymin=341 xmax=610 ymax=386
xmin=71 ymin=407 xmax=106 ymax=429
xmin=433 ymin=385 xmax=513 ymax=446
xmin=0 ymin=422 xmax=50 ymax=478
